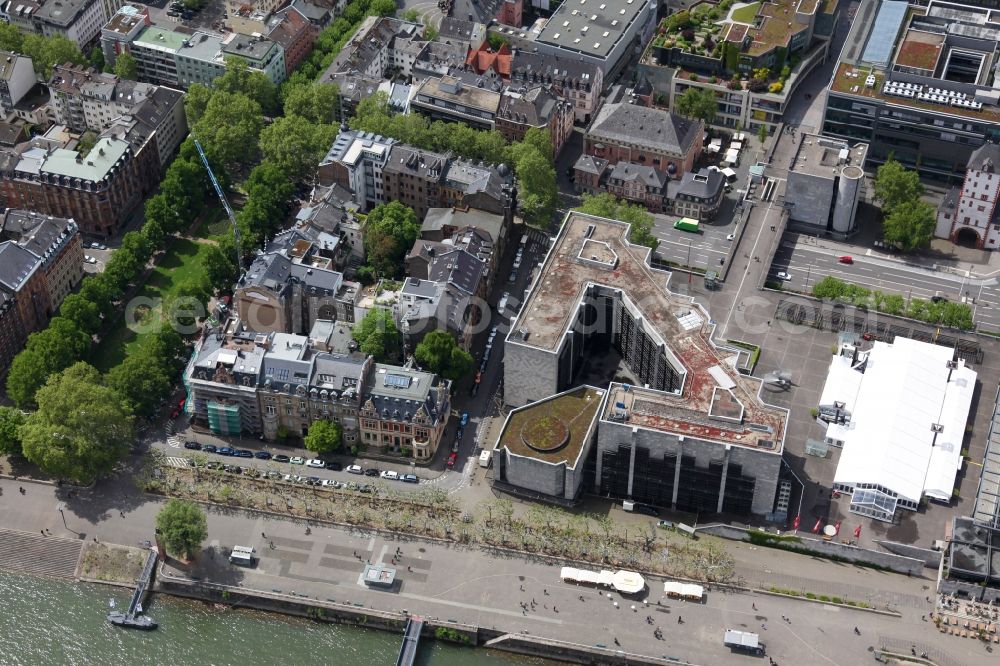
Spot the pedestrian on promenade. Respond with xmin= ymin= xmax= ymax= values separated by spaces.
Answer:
xmin=262 ymin=532 xmax=267 ymax=539
xmin=753 ymin=603 xmax=757 ymax=610
xmin=19 ymin=487 xmax=25 ymax=494
xmin=40 ymin=530 xmax=44 ymax=536
xmin=543 ymin=589 xmax=548 ymax=595
xmin=553 ymin=606 xmax=557 ymax=613
xmin=613 ymin=638 xmax=620 ymax=646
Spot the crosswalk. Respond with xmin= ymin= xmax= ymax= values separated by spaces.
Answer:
xmin=165 ymin=456 xmax=190 ymax=468
xmin=167 ymin=435 xmax=184 ymax=449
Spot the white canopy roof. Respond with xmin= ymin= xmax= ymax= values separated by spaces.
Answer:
xmin=663 ymin=581 xmax=704 ymax=599
xmin=829 ymin=337 xmax=976 ymax=503
xmin=560 ymin=567 xmax=645 ymax=594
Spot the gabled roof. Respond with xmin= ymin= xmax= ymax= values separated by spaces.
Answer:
xmin=607 ymin=161 xmax=666 ymax=189
xmin=572 ymin=154 xmax=609 ymax=176
xmin=465 ymin=41 xmax=512 ymax=76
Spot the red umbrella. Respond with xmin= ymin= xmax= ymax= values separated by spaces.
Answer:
xmin=792 ymin=515 xmax=801 ymax=530
xmin=812 ymin=518 xmax=822 ymax=534
xmin=834 ymin=521 xmax=842 ymax=536
xmin=853 ymin=525 xmax=862 ymax=539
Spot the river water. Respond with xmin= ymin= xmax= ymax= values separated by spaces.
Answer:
xmin=0 ymin=570 xmax=553 ymax=666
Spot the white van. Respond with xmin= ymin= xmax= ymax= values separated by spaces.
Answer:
xmin=479 ymin=449 xmax=493 ymax=468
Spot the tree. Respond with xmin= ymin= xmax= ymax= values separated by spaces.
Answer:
xmin=0 ymin=23 xmax=24 ymax=53
xmin=363 ymin=201 xmax=421 ymax=279
xmin=88 ymin=46 xmax=105 ymax=72
xmin=304 ymin=419 xmax=343 ymax=454
xmin=259 ymin=115 xmax=336 ymax=181
xmin=22 ymin=33 xmax=84 ymax=78
xmin=874 ymin=157 xmax=924 ymax=214
xmin=142 ymin=216 xmax=166 ymax=250
xmin=521 ymin=127 xmax=554 ymax=163
xmin=155 ymin=500 xmax=208 ymax=560
xmin=105 ymin=353 xmax=173 ymax=419
xmin=283 ymin=82 xmax=340 ymax=124
xmin=675 ymin=87 xmax=717 ymax=124
xmin=576 ymin=192 xmax=619 ymax=218
xmin=757 ymin=123 xmax=768 ymax=145
xmin=214 ymin=57 xmax=279 ymax=116
xmin=20 ymin=362 xmax=133 ymax=483
xmin=370 ymin=0 xmax=397 ymax=15
xmin=353 ymin=309 xmax=402 ymax=362
xmin=6 ymin=317 xmax=91 ymax=408
xmin=414 ymin=330 xmax=474 ymax=381
xmin=0 ymin=406 xmax=26 ymax=456
xmin=113 ymin=51 xmax=138 ymax=80
xmin=882 ymin=200 xmax=935 ymax=252
xmin=509 ymin=143 xmax=557 ymax=228
xmin=202 ymin=243 xmax=239 ymax=292
xmin=402 ymin=8 xmax=420 ymax=21
xmin=59 ymin=293 xmax=102 ymax=336
xmin=183 ymin=83 xmax=214 ymax=126
xmin=192 ymin=92 xmax=264 ymax=171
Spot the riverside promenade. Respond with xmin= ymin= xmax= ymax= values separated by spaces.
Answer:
xmin=0 ymin=475 xmax=986 ymax=666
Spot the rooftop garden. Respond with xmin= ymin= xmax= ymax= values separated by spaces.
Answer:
xmin=651 ymin=1 xmax=735 ymax=57
xmin=731 ymin=2 xmax=761 ymax=23
xmin=499 ymin=387 xmax=603 ymax=464
xmin=895 ymin=32 xmax=943 ymax=71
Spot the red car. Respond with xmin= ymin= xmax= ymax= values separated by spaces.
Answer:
xmin=838 ymin=255 xmax=853 ymax=264
xmin=447 ymin=452 xmax=458 ymax=468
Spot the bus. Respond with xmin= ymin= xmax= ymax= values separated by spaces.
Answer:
xmin=673 ymin=218 xmax=700 ymax=233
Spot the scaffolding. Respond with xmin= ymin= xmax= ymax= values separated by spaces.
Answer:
xmin=207 ymin=401 xmax=241 ymax=435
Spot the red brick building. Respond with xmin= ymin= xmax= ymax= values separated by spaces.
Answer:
xmin=584 ymin=102 xmax=702 ymax=178
xmin=266 ymin=6 xmax=317 ymax=77
xmin=495 ymin=0 xmax=522 ymax=27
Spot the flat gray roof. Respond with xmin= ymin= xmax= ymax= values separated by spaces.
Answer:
xmin=535 ymin=0 xmax=648 ymax=59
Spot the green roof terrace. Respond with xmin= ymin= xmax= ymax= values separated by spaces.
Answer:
xmin=498 ymin=386 xmax=605 ymax=466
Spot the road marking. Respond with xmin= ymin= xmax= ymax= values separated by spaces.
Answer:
xmin=166 ymin=456 xmax=189 ymax=468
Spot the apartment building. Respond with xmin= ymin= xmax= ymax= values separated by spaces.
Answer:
xmin=0 ymin=209 xmax=83 ymax=374
xmin=99 ymin=3 xmax=148 ymax=68
xmin=318 ymin=15 xmax=423 ymax=82
xmin=0 ymin=51 xmax=35 ymax=118
xmin=3 ymin=0 xmax=124 ymax=49
xmin=410 ymin=74 xmax=502 ymax=131
xmin=0 ymin=131 xmax=154 ymax=238
xmin=509 ymin=51 xmax=603 ymax=124
xmin=359 ymin=363 xmax=450 ymax=461
xmin=265 ymin=6 xmax=315 ymax=76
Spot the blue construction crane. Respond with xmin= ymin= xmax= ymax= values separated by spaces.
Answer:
xmin=193 ymin=138 xmax=243 ymax=273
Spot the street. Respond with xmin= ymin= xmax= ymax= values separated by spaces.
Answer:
xmin=770 ymin=233 xmax=1000 ymax=330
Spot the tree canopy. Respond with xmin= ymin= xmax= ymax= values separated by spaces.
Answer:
xmin=6 ymin=317 xmax=91 ymax=409
xmin=0 ymin=407 xmax=26 ymax=457
xmin=414 ymin=330 xmax=474 ymax=381
xmin=156 ymin=500 xmax=208 ymax=560
xmin=214 ymin=57 xmax=279 ymax=116
xmin=353 ymin=309 xmax=402 ymax=362
xmin=19 ymin=363 xmax=133 ymax=484
xmin=363 ymin=201 xmax=421 ymax=279
xmin=259 ymin=115 xmax=337 ymax=181
xmin=113 ymin=51 xmax=138 ymax=80
xmin=191 ymin=91 xmax=264 ymax=171
xmin=283 ymin=82 xmax=341 ymax=124
xmin=882 ymin=200 xmax=935 ymax=252
xmin=304 ymin=419 xmax=343 ymax=454
xmin=675 ymin=87 xmax=717 ymax=124
xmin=873 ymin=157 xmax=924 ymax=214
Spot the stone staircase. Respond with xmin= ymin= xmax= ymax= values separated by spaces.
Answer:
xmin=0 ymin=529 xmax=83 ymax=579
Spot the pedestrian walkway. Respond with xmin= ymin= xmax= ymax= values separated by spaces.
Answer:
xmin=0 ymin=528 xmax=82 ymax=578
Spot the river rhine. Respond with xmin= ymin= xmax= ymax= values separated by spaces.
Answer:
xmin=0 ymin=570 xmax=555 ymax=665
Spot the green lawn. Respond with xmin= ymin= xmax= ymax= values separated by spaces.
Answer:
xmin=192 ymin=207 xmax=229 ymax=242
xmin=731 ymin=1 xmax=761 ymax=22
xmin=92 ymin=236 xmax=214 ymax=372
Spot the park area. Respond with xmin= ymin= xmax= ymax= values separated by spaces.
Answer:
xmin=92 ymin=210 xmax=226 ymax=371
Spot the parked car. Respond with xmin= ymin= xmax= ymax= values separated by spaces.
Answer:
xmin=508 ymin=270 xmax=517 ymax=283
xmin=235 ymin=449 xmax=253 ymax=458
xmin=346 ymin=464 xmax=363 ymax=475
xmin=183 ymin=441 xmax=201 ymax=450
xmin=402 ymin=473 xmax=419 ymax=484
xmin=217 ymin=447 xmax=235 ymax=456
xmin=364 ymin=468 xmax=380 ymax=477
xmin=460 ymin=412 xmax=469 ymax=427
xmin=321 ymin=479 xmax=339 ymax=488
xmin=380 ymin=470 xmax=399 ymax=480
xmin=657 ymin=520 xmax=675 ymax=529
xmin=282 ymin=474 xmax=294 ymax=482
xmin=306 ymin=458 xmax=326 ymax=468
xmin=205 ymin=461 xmax=220 ymax=469
xmin=289 ymin=456 xmax=305 ymax=465
xmin=306 ymin=476 xmax=321 ymax=486
xmin=325 ymin=461 xmax=342 ymax=471
xmin=201 ymin=444 xmax=217 ymax=454
xmin=447 ymin=452 xmax=458 ymax=468
xmin=273 ymin=454 xmax=291 ymax=463
xmin=776 ymin=271 xmax=791 ymax=281
xmin=254 ymin=451 xmax=271 ymax=459
xmin=726 ymin=232 xmax=736 ymax=241
xmin=838 ymin=255 xmax=853 ymax=264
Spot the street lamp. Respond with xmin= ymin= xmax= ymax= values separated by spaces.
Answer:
xmin=57 ymin=502 xmax=68 ymax=529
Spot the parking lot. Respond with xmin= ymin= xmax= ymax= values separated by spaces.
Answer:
xmin=144 ymin=0 xmax=226 ymax=34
